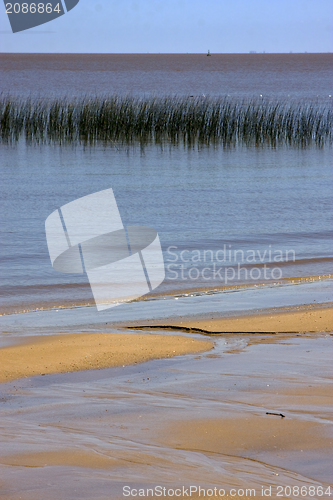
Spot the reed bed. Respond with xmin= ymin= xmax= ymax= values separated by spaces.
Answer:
xmin=0 ymin=95 xmax=332 ymax=146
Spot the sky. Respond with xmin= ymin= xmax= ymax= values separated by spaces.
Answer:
xmin=0 ymin=0 xmax=332 ymax=53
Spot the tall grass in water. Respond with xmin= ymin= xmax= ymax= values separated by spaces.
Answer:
xmin=0 ymin=95 xmax=332 ymax=146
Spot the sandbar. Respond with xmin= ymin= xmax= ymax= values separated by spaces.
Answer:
xmin=0 ymin=332 xmax=213 ymax=383
xmin=132 ymin=304 xmax=333 ymax=333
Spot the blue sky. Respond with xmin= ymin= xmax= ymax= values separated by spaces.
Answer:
xmin=1 ymin=0 xmax=332 ymax=53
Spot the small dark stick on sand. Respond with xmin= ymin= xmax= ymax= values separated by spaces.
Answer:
xmin=266 ymin=412 xmax=285 ymax=418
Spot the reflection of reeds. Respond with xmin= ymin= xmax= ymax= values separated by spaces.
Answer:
xmin=0 ymin=95 xmax=332 ymax=146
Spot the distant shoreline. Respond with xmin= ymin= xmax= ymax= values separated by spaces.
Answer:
xmin=1 ymin=52 xmax=332 ymax=55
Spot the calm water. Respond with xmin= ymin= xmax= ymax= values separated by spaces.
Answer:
xmin=0 ymin=54 xmax=332 ymax=317
xmin=0 ymin=141 xmax=332 ymax=316
xmin=0 ymin=53 xmax=332 ymax=99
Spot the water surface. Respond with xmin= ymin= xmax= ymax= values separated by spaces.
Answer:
xmin=1 ymin=53 xmax=332 ymax=99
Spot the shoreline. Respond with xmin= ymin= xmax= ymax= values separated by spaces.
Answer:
xmin=129 ymin=304 xmax=333 ymax=334
xmin=0 ymin=303 xmax=332 ymax=384
xmin=1 ymin=274 xmax=332 ymax=317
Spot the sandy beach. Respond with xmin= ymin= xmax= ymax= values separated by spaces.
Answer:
xmin=1 ymin=327 xmax=332 ymax=499
xmin=0 ymin=303 xmax=332 ymax=499
xmin=0 ymin=332 xmax=213 ymax=383
xmin=132 ymin=304 xmax=333 ymax=334
xmin=1 ymin=305 xmax=332 ymax=384
xmin=0 ymin=303 xmax=332 ymax=500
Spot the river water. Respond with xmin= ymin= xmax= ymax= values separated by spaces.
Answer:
xmin=0 ymin=54 xmax=332 ymax=498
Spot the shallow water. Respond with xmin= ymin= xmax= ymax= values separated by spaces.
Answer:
xmin=0 ymin=279 xmax=332 ymax=340
xmin=1 ymin=142 xmax=332 ymax=316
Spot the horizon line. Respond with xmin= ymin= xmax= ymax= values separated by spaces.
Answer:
xmin=0 ymin=51 xmax=332 ymax=55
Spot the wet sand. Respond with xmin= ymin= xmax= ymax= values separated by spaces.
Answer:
xmin=1 ymin=331 xmax=332 ymax=499
xmin=0 ymin=341 xmax=332 ymax=499
xmin=0 ymin=307 xmax=332 ymax=499
xmin=0 ymin=332 xmax=213 ymax=383
xmin=161 ymin=415 xmax=332 ymax=461
xmin=1 ymin=306 xmax=331 ymax=384
xmin=132 ymin=304 xmax=333 ymax=333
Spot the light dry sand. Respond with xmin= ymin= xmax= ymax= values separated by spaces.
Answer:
xmin=0 ymin=332 xmax=213 ymax=383
xmin=135 ymin=305 xmax=333 ymax=333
